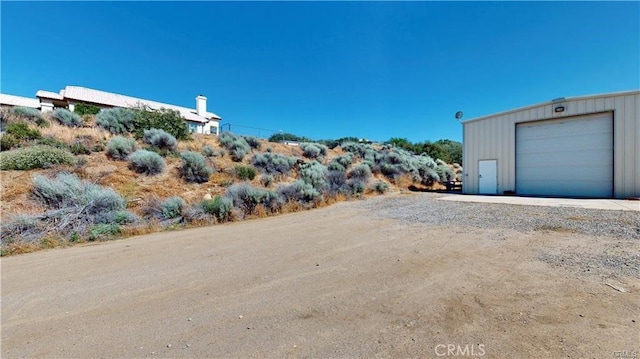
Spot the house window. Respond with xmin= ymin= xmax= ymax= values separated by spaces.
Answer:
xmin=188 ymin=123 xmax=198 ymax=133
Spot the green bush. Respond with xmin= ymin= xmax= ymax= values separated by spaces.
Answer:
xmin=235 ymin=165 xmax=257 ymax=181
xmin=143 ymin=128 xmax=178 ymax=152
xmin=74 ymin=103 xmax=101 ymax=116
xmin=88 ymin=223 xmax=120 ymax=241
xmin=201 ymin=196 xmax=233 ymax=222
xmin=6 ymin=122 xmax=41 ymax=141
xmin=218 ymin=132 xmax=251 ymax=162
xmin=0 ymin=134 xmax=18 ymax=151
xmin=161 ymin=196 xmax=186 ymax=219
xmin=106 ymin=136 xmax=137 ymax=160
xmin=52 ymin=108 xmax=83 ymax=127
xmin=127 ymin=149 xmax=165 ymax=175
xmin=179 ymin=151 xmax=212 ymax=183
xmin=69 ymin=141 xmax=90 ymax=155
xmin=133 ymin=108 xmax=189 ymax=141
xmin=96 ymin=108 xmax=137 ymax=134
xmin=0 ymin=145 xmax=75 ymax=170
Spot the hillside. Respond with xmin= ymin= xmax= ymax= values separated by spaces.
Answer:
xmin=0 ymin=106 xmax=462 ymax=255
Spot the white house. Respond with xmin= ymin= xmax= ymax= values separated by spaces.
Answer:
xmin=462 ymin=90 xmax=639 ymax=199
xmin=1 ymin=86 xmax=221 ymax=135
xmin=0 ymin=93 xmax=41 ymax=110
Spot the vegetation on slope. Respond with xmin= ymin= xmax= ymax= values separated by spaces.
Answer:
xmin=0 ymin=107 xmax=462 ymax=255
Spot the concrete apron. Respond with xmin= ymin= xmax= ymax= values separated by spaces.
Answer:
xmin=438 ymin=194 xmax=640 ymax=212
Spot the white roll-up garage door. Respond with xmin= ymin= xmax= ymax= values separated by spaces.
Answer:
xmin=515 ymin=113 xmax=613 ymax=198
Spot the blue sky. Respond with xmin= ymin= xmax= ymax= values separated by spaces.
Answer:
xmin=1 ymin=1 xmax=638 ymax=143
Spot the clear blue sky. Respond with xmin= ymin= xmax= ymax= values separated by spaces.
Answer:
xmin=1 ymin=1 xmax=638 ymax=143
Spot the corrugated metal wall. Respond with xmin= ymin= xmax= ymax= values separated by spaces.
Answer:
xmin=462 ymin=91 xmax=639 ymax=198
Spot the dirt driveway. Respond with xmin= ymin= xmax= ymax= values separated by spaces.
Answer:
xmin=2 ymin=193 xmax=639 ymax=358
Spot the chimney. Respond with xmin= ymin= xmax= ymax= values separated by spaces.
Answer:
xmin=196 ymin=95 xmax=207 ymax=117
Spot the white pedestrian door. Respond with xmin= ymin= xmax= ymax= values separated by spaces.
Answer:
xmin=478 ymin=160 xmax=497 ymax=194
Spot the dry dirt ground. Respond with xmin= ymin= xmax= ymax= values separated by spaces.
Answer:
xmin=1 ymin=193 xmax=638 ymax=359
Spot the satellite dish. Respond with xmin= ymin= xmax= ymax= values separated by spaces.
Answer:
xmin=455 ymin=111 xmax=463 ymax=121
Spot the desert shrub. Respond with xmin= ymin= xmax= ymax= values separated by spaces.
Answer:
xmin=32 ymin=172 xmax=122 ymax=210
xmin=435 ymin=164 xmax=456 ymax=182
xmin=334 ymin=154 xmax=354 ymax=168
xmin=327 ymin=161 xmax=345 ymax=172
xmin=251 ymin=152 xmax=297 ymax=176
xmin=243 ymin=135 xmax=261 ymax=150
xmin=0 ymin=145 xmax=75 ymax=170
xmin=300 ymin=142 xmax=328 ymax=159
xmin=52 ymin=108 xmax=83 ymax=127
xmin=74 ymin=103 xmax=100 ymax=116
xmin=113 ymin=211 xmax=137 ymax=224
xmin=179 ymin=151 xmax=212 ymax=183
xmin=1 ymin=134 xmax=18 ymax=151
xmin=106 ymin=136 xmax=137 ymax=160
xmin=372 ymin=181 xmax=390 ymax=194
xmin=261 ymin=174 xmax=274 ymax=187
xmin=127 ymin=149 xmax=165 ymax=175
xmin=201 ymin=196 xmax=233 ymax=222
xmin=88 ymin=223 xmax=121 ymax=241
xmin=340 ymin=142 xmax=375 ymax=159
xmin=6 ymin=122 xmax=41 ymax=141
xmin=132 ymin=108 xmax=189 ymax=141
xmin=96 ymin=108 xmax=137 ymax=134
xmin=347 ymin=163 xmax=372 ymax=182
xmin=326 ymin=170 xmax=349 ymax=196
xmin=36 ymin=136 xmax=69 ymax=149
xmin=10 ymin=106 xmax=43 ymax=123
xmin=420 ymin=167 xmax=440 ymax=184
xmin=277 ymin=180 xmax=321 ymax=203
xmin=435 ymin=158 xmax=447 ymax=166
xmin=143 ymin=128 xmax=178 ymax=152
xmin=201 ymin=145 xmax=217 ymax=157
xmin=299 ymin=161 xmax=328 ymax=190
xmin=235 ymin=165 xmax=257 ymax=181
xmin=0 ymin=173 xmax=137 ymax=244
xmin=348 ymin=179 xmax=366 ymax=196
xmin=69 ymin=141 xmax=90 ymax=155
xmin=225 ymin=183 xmax=273 ymax=215
xmin=161 ymin=196 xmax=186 ymax=219
xmin=218 ymin=132 xmax=251 ymax=161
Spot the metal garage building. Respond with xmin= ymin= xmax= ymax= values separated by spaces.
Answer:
xmin=462 ymin=90 xmax=639 ymax=199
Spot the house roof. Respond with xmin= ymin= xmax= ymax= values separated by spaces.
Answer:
xmin=462 ymin=89 xmax=640 ymax=124
xmin=40 ymin=86 xmax=221 ymax=123
xmin=35 ymin=90 xmax=64 ymax=100
xmin=0 ymin=93 xmax=41 ymax=109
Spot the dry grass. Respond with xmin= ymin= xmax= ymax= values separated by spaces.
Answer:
xmin=40 ymin=120 xmax=111 ymax=145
